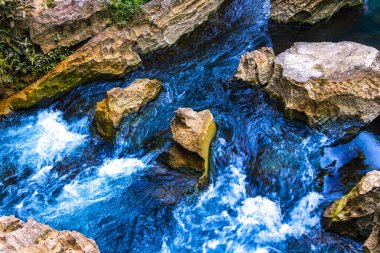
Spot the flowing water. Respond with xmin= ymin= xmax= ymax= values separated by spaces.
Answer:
xmin=0 ymin=0 xmax=380 ymax=252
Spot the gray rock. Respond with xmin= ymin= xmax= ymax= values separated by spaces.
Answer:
xmin=266 ymin=42 xmax=380 ymax=126
xmin=27 ymin=0 xmax=111 ymax=53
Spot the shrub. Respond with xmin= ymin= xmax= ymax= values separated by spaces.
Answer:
xmin=109 ymin=0 xmax=148 ymax=25
xmin=0 ymin=0 xmax=71 ymax=98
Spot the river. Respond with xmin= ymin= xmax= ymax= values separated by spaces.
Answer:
xmin=0 ymin=0 xmax=379 ymax=252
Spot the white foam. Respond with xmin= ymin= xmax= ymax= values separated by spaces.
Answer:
xmin=98 ymin=158 xmax=144 ymax=176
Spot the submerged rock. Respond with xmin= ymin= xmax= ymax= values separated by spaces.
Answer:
xmin=94 ymin=78 xmax=162 ymax=139
xmin=234 ymin=47 xmax=275 ymax=86
xmin=27 ymin=0 xmax=111 ymax=53
xmin=0 ymin=0 xmax=224 ymax=118
xmin=266 ymin=42 xmax=380 ymax=126
xmin=270 ymin=0 xmax=364 ymax=24
xmin=167 ymin=108 xmax=216 ymax=188
xmin=0 ymin=215 xmax=100 ymax=253
xmin=323 ymin=170 xmax=380 ymax=250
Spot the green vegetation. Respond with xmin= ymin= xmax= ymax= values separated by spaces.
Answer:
xmin=108 ymin=0 xmax=148 ymax=25
xmin=0 ymin=0 xmax=70 ymax=98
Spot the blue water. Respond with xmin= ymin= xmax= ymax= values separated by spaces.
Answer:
xmin=0 ymin=0 xmax=379 ymax=252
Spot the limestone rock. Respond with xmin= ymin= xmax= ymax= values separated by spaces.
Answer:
xmin=93 ymin=78 xmax=163 ymax=139
xmin=364 ymin=212 xmax=380 ymax=253
xmin=234 ymin=47 xmax=275 ymax=86
xmin=270 ymin=0 xmax=364 ymax=24
xmin=0 ymin=215 xmax=99 ymax=253
xmin=27 ymin=0 xmax=111 ymax=53
xmin=0 ymin=0 xmax=224 ymax=118
xmin=266 ymin=42 xmax=380 ymax=126
xmin=323 ymin=170 xmax=380 ymax=242
xmin=0 ymin=25 xmax=141 ymax=115
xmin=168 ymin=108 xmax=216 ymax=187
xmin=130 ymin=0 xmax=224 ymax=54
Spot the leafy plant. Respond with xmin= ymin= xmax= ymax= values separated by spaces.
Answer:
xmin=108 ymin=0 xmax=148 ymax=25
xmin=0 ymin=0 xmax=71 ymax=98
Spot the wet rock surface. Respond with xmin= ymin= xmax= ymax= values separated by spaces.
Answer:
xmin=270 ymin=0 xmax=364 ymax=24
xmin=27 ymin=0 xmax=111 ymax=53
xmin=93 ymin=78 xmax=163 ymax=139
xmin=234 ymin=47 xmax=275 ymax=86
xmin=0 ymin=0 xmax=224 ymax=118
xmin=266 ymin=42 xmax=380 ymax=127
xmin=0 ymin=215 xmax=100 ymax=253
xmin=323 ymin=170 xmax=380 ymax=248
xmin=167 ymin=108 xmax=216 ymax=187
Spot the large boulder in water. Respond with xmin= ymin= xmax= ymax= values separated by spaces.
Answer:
xmin=0 ymin=0 xmax=224 ymax=119
xmin=167 ymin=108 xmax=216 ymax=188
xmin=266 ymin=42 xmax=380 ymax=126
xmin=234 ymin=47 xmax=275 ymax=86
xmin=0 ymin=215 xmax=100 ymax=252
xmin=93 ymin=78 xmax=162 ymax=139
xmin=27 ymin=0 xmax=111 ymax=53
xmin=270 ymin=0 xmax=364 ymax=24
xmin=322 ymin=170 xmax=380 ymax=251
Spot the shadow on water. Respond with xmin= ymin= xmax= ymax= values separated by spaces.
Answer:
xmin=0 ymin=0 xmax=379 ymax=252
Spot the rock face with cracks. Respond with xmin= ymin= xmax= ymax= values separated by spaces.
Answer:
xmin=270 ymin=0 xmax=364 ymax=24
xmin=93 ymin=78 xmax=163 ymax=139
xmin=167 ymin=108 xmax=216 ymax=188
xmin=234 ymin=47 xmax=275 ymax=86
xmin=0 ymin=0 xmax=224 ymax=118
xmin=0 ymin=215 xmax=100 ymax=253
xmin=323 ymin=170 xmax=380 ymax=252
xmin=266 ymin=42 xmax=380 ymax=126
xmin=27 ymin=0 xmax=111 ymax=53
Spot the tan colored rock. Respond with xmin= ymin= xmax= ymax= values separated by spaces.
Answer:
xmin=323 ymin=170 xmax=380 ymax=242
xmin=130 ymin=0 xmax=224 ymax=54
xmin=27 ymin=0 xmax=111 ymax=53
xmin=0 ymin=25 xmax=141 ymax=114
xmin=0 ymin=215 xmax=100 ymax=253
xmin=93 ymin=78 xmax=163 ymax=139
xmin=0 ymin=0 xmax=224 ymax=119
xmin=234 ymin=47 xmax=275 ymax=86
xmin=270 ymin=0 xmax=364 ymax=24
xmin=364 ymin=212 xmax=380 ymax=253
xmin=168 ymin=108 xmax=216 ymax=187
xmin=265 ymin=42 xmax=380 ymax=126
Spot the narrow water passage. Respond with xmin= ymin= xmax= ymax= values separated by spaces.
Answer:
xmin=0 ymin=0 xmax=379 ymax=252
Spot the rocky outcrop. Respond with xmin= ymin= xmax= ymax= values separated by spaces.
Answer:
xmin=270 ymin=0 xmax=364 ymax=24
xmin=265 ymin=42 xmax=380 ymax=126
xmin=0 ymin=0 xmax=224 ymax=119
xmin=94 ymin=78 xmax=162 ymax=139
xmin=167 ymin=108 xmax=216 ymax=188
xmin=27 ymin=0 xmax=111 ymax=53
xmin=0 ymin=215 xmax=99 ymax=253
xmin=323 ymin=170 xmax=380 ymax=251
xmin=234 ymin=47 xmax=275 ymax=86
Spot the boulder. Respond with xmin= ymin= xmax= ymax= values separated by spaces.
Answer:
xmin=270 ymin=0 xmax=364 ymax=24
xmin=27 ymin=0 xmax=111 ymax=53
xmin=167 ymin=108 xmax=216 ymax=187
xmin=266 ymin=42 xmax=380 ymax=126
xmin=234 ymin=47 xmax=275 ymax=86
xmin=364 ymin=212 xmax=380 ymax=253
xmin=0 ymin=215 xmax=99 ymax=253
xmin=323 ymin=170 xmax=380 ymax=246
xmin=0 ymin=0 xmax=224 ymax=119
xmin=93 ymin=78 xmax=163 ymax=139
